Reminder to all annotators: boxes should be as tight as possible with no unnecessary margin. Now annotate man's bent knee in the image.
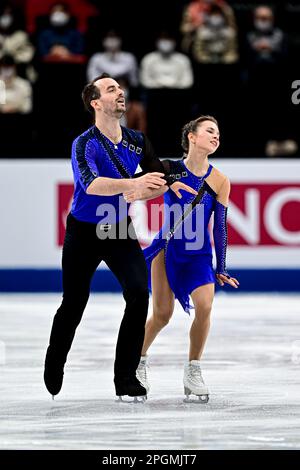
[124,284,149,302]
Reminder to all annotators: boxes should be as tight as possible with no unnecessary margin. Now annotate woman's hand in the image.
[124,185,167,203]
[216,274,239,288]
[170,181,198,199]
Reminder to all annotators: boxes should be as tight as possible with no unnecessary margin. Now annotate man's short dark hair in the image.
[82,73,111,116]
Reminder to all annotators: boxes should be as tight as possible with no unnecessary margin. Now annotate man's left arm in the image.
[129,134,197,201]
[136,134,175,187]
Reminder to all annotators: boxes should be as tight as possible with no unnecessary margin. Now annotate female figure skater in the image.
[124,116,239,402]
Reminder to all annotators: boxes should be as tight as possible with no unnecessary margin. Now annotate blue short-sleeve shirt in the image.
[71,125,164,224]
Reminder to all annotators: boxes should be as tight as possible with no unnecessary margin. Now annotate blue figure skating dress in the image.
[143,158,229,314]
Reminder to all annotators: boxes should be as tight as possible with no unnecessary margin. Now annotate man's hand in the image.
[133,172,166,191]
[124,180,199,203]
[124,188,146,202]
[170,181,198,199]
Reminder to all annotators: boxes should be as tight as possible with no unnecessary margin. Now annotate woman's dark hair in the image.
[181,115,219,152]
[81,73,111,116]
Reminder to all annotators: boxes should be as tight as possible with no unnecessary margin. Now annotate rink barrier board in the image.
[0,269,299,293]
[1,159,300,271]
[0,159,299,292]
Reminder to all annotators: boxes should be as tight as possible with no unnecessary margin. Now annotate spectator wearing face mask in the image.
[0,5,34,68]
[140,33,194,89]
[0,53,34,158]
[192,5,238,64]
[37,2,84,61]
[247,5,286,66]
[181,0,236,54]
[139,33,194,157]
[26,0,99,35]
[245,6,294,157]
[0,55,32,114]
[86,31,138,86]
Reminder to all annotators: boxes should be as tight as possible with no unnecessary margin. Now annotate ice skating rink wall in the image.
[0,159,299,292]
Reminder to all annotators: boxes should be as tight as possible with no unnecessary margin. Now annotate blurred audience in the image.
[0,4,34,78]
[87,31,138,85]
[0,53,33,157]
[245,5,296,157]
[26,0,99,35]
[246,5,286,66]
[186,2,239,149]
[139,32,194,157]
[140,32,193,89]
[0,55,32,114]
[37,2,84,62]
[266,139,298,158]
[192,4,238,64]
[181,0,236,54]
[0,1,299,159]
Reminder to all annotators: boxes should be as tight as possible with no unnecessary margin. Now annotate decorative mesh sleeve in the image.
[139,136,175,186]
[213,200,230,277]
[160,160,177,186]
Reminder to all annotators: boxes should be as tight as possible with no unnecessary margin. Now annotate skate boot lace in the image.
[187,364,204,386]
[136,358,150,393]
[137,359,148,383]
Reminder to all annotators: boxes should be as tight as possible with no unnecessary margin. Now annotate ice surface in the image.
[0,293,300,450]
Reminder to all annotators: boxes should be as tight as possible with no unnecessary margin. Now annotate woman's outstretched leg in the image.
[141,250,175,355]
[136,250,174,391]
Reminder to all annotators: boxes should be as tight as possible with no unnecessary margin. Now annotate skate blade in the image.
[183,394,209,404]
[183,387,209,403]
[116,395,147,404]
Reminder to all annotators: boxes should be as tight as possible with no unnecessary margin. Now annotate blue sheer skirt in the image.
[143,235,215,315]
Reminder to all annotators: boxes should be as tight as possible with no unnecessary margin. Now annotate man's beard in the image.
[115,106,126,118]
[104,106,126,118]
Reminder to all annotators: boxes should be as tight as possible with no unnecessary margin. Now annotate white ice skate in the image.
[183,360,209,403]
[136,356,150,393]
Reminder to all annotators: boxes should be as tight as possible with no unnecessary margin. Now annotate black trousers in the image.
[47,213,149,380]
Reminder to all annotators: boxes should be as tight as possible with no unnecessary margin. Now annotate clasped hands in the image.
[123,172,198,203]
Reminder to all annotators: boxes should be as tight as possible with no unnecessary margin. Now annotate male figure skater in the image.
[44,73,196,401]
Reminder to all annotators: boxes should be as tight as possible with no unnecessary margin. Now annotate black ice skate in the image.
[44,349,64,399]
[114,375,147,403]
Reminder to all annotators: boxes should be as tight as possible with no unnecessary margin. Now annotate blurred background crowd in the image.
[0,0,299,159]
